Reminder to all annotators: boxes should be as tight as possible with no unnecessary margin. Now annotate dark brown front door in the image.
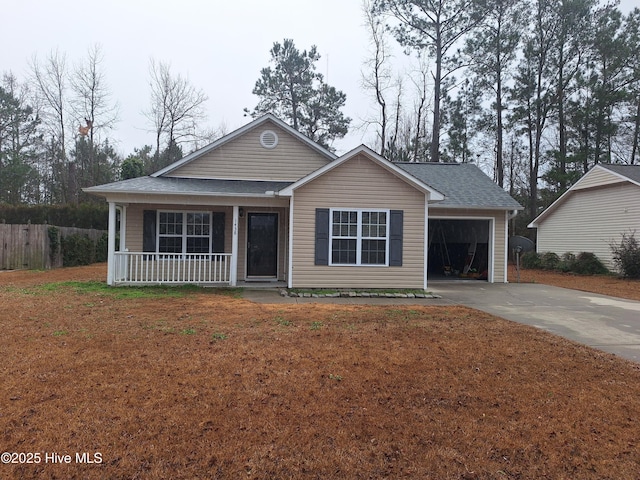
[247,213,278,277]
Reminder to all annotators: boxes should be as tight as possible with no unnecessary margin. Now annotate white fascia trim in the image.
[92,191,279,201]
[151,114,337,177]
[431,205,524,212]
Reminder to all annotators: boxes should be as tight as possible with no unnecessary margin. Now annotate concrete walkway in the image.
[242,283,640,363]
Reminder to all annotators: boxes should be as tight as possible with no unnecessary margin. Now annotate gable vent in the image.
[260,130,279,149]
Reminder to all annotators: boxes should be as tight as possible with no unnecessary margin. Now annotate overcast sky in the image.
[2,0,638,157]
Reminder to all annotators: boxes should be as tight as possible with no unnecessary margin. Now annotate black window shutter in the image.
[389,210,403,266]
[143,210,157,252]
[315,208,330,265]
[212,212,225,252]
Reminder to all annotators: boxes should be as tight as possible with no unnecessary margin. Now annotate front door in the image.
[247,213,278,277]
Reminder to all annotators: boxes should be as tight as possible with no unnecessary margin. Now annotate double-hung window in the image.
[158,211,211,254]
[330,209,388,265]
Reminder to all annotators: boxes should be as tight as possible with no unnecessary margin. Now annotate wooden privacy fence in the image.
[0,224,106,270]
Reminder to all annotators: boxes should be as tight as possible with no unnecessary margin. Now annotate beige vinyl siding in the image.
[291,153,426,289]
[430,208,508,283]
[124,204,233,254]
[536,183,640,269]
[573,167,625,190]
[166,123,330,181]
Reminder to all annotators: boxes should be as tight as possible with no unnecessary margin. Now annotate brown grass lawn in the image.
[1,264,640,479]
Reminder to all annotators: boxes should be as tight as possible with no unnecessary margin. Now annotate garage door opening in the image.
[428,219,490,281]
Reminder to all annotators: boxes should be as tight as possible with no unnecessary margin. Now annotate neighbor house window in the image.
[158,211,211,254]
[330,209,388,265]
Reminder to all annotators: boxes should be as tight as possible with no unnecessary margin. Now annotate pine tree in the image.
[246,39,350,150]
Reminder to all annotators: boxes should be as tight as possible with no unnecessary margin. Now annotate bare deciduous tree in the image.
[362,0,393,157]
[372,0,486,162]
[70,44,120,188]
[145,59,209,170]
[30,50,70,202]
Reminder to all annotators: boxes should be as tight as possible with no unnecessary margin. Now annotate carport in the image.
[396,161,522,284]
[428,218,492,282]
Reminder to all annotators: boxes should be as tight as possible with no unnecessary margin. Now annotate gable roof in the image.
[277,145,445,201]
[151,113,337,178]
[528,163,640,228]
[396,162,523,210]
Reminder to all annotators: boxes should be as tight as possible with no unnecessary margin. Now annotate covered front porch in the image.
[104,197,290,287]
[81,175,293,287]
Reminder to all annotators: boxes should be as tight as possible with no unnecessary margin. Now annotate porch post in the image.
[230,205,239,286]
[119,205,127,251]
[107,201,116,286]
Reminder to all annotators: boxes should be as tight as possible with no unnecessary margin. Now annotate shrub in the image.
[572,252,608,275]
[61,234,96,267]
[558,252,576,272]
[95,233,109,263]
[521,251,542,269]
[0,203,108,229]
[48,226,61,262]
[610,232,640,279]
[540,251,561,270]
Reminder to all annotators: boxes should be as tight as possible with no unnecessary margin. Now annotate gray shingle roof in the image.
[396,162,523,210]
[599,164,640,185]
[84,176,292,197]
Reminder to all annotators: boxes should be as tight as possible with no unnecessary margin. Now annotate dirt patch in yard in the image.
[1,264,640,479]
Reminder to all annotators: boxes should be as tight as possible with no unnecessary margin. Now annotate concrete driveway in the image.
[243,282,640,363]
[428,282,640,363]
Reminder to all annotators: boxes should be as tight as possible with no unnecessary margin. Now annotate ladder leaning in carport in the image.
[463,228,478,274]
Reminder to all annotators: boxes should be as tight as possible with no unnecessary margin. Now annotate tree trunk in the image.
[631,95,640,165]
[496,74,504,188]
[557,46,567,187]
[431,32,442,163]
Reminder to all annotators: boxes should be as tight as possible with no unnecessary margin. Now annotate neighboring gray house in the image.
[85,114,522,288]
[528,164,640,269]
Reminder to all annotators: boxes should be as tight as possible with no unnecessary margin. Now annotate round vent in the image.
[260,130,279,149]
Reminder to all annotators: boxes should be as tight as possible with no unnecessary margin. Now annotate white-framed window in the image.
[158,211,211,254]
[330,209,389,266]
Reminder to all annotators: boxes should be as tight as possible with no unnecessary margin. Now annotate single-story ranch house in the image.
[85,114,522,289]
[528,163,640,270]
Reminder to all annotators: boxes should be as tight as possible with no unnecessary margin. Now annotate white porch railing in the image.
[113,252,232,285]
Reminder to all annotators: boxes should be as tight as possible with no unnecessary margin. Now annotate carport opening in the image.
[428,219,490,281]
